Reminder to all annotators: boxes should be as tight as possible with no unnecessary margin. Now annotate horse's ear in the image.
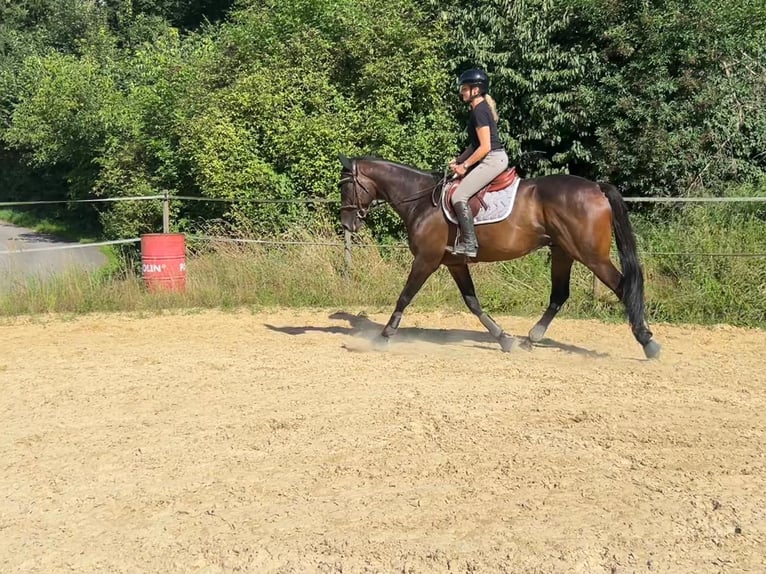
[338,153,353,171]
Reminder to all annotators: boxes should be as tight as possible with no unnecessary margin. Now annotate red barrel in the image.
[140,233,186,292]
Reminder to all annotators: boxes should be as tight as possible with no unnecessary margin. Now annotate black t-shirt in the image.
[467,100,503,151]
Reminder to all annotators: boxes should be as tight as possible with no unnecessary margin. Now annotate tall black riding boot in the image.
[447,201,478,257]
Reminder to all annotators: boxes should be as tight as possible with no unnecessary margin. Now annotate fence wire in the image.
[0,238,140,255]
[1,194,764,257]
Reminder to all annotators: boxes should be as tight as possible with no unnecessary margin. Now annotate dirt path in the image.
[1,309,764,573]
[0,221,107,288]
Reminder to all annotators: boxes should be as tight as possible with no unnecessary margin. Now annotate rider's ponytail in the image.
[484,94,499,122]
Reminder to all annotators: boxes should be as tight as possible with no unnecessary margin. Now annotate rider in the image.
[448,68,509,257]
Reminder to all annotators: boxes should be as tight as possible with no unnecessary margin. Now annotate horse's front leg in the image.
[448,264,514,353]
[381,255,440,340]
[447,263,516,353]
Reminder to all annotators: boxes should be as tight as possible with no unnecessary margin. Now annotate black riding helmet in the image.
[458,68,489,94]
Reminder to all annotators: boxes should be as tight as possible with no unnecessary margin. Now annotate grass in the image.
[1,194,764,327]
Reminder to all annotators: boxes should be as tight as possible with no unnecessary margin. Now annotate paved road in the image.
[0,222,108,288]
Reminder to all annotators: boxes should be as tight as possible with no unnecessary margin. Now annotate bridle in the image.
[338,161,375,221]
[339,160,448,219]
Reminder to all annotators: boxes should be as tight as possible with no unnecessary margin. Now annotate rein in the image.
[339,163,446,219]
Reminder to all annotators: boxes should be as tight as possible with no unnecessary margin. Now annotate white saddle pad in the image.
[442,177,521,225]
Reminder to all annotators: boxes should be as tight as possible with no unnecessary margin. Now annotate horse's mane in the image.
[352,156,441,181]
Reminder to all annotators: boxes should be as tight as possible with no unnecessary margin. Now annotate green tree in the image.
[170,0,456,235]
[437,0,766,194]
[570,0,766,195]
[436,0,596,175]
[4,0,456,238]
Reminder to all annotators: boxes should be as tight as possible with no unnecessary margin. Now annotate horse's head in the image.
[338,154,378,232]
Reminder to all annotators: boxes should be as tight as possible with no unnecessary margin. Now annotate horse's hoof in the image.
[374,336,391,351]
[643,339,661,359]
[528,323,547,343]
[499,333,515,353]
[520,338,534,352]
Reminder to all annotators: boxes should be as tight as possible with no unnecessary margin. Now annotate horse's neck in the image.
[366,162,437,224]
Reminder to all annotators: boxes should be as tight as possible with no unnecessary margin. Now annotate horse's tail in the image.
[598,182,647,329]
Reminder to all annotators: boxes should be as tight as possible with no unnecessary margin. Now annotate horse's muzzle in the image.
[340,210,365,233]
[341,219,364,233]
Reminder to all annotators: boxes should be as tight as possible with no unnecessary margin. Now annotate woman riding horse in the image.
[448,68,509,257]
[338,70,661,359]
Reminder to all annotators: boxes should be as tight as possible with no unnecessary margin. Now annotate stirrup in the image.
[446,241,478,258]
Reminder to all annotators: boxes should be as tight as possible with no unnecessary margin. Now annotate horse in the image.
[338,154,661,359]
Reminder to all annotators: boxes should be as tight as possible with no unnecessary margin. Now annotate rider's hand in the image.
[449,160,468,177]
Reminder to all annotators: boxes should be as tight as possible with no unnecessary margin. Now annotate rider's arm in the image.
[455,145,475,164]
[460,126,491,170]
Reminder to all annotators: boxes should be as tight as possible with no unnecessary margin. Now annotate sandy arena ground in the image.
[1,308,764,573]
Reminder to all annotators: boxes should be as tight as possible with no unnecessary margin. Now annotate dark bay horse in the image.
[338,155,661,359]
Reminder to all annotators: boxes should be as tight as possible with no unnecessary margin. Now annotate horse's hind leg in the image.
[586,257,660,358]
[529,246,574,343]
[381,256,440,340]
[447,264,515,352]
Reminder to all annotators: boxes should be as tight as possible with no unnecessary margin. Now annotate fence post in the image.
[344,230,352,273]
[162,191,170,233]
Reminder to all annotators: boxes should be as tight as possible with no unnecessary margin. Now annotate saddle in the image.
[445,167,518,218]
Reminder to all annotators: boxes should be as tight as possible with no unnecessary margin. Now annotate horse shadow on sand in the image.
[264,311,608,358]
